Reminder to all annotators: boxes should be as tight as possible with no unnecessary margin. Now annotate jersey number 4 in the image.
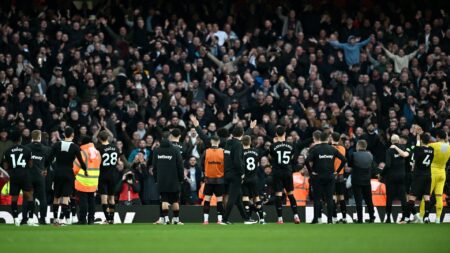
[102,152,118,166]
[277,151,291,165]
[10,153,26,168]
[422,154,431,166]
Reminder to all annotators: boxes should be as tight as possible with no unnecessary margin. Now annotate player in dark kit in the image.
[306,131,347,224]
[152,132,184,225]
[98,130,118,224]
[382,134,410,223]
[270,126,300,224]
[25,130,52,225]
[154,128,184,225]
[242,135,265,224]
[404,132,434,223]
[49,127,87,226]
[221,126,256,225]
[2,130,35,226]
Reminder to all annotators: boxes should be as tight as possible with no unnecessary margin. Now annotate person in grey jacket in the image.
[350,140,375,223]
[277,6,303,36]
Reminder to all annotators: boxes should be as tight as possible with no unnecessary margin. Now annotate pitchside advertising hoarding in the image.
[0,205,449,224]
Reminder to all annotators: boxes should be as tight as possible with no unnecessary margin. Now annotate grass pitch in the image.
[1,223,449,253]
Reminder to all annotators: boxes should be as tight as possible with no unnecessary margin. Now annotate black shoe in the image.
[384,218,391,224]
[310,219,318,224]
[20,219,28,225]
[38,218,46,225]
[356,220,363,224]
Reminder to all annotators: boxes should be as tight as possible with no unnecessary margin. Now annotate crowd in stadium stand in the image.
[0,0,449,206]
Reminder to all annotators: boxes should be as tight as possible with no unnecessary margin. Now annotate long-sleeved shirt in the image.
[329,37,371,66]
[224,138,244,179]
[383,47,418,73]
[306,143,347,179]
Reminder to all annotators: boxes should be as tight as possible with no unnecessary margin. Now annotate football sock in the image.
[406,200,415,219]
[217,201,224,222]
[52,204,59,220]
[288,194,298,215]
[108,204,115,221]
[173,210,180,222]
[203,201,210,215]
[256,201,264,221]
[162,208,169,222]
[62,204,70,220]
[243,201,251,219]
[436,195,443,221]
[70,200,77,216]
[11,201,18,218]
[424,200,431,218]
[275,196,283,218]
[102,204,109,220]
[27,200,35,219]
[339,200,347,218]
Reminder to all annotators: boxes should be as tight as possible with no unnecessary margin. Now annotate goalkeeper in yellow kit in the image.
[420,129,450,223]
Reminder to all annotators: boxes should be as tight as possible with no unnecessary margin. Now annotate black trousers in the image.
[22,174,47,221]
[385,178,407,216]
[353,184,374,222]
[33,175,47,219]
[78,191,95,224]
[312,177,335,222]
[224,176,244,222]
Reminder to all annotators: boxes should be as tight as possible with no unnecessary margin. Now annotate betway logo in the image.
[319,155,334,159]
[31,155,43,160]
[158,155,172,160]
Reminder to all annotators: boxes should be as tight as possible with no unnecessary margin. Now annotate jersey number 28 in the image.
[102,152,118,166]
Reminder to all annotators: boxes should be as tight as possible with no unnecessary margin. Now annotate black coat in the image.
[153,139,184,193]
[224,138,244,179]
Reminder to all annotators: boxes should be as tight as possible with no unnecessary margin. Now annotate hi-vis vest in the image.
[73,143,101,193]
[204,148,224,179]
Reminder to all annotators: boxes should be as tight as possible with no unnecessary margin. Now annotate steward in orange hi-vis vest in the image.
[73,142,101,193]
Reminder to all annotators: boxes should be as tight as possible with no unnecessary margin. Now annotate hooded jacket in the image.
[152,139,184,192]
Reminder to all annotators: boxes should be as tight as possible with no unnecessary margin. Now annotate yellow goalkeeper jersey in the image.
[428,141,450,175]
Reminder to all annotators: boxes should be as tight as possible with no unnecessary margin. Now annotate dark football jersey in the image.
[412,146,434,176]
[99,144,119,177]
[270,141,294,172]
[3,145,32,171]
[243,148,259,178]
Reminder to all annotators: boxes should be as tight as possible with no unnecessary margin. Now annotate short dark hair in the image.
[421,133,431,145]
[232,126,244,137]
[64,127,74,138]
[211,135,220,143]
[217,128,229,138]
[81,136,91,145]
[170,128,181,138]
[331,132,340,142]
[275,126,285,137]
[9,129,21,143]
[436,129,447,140]
[313,130,322,141]
[242,135,251,146]
[320,131,329,142]
[98,130,110,142]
